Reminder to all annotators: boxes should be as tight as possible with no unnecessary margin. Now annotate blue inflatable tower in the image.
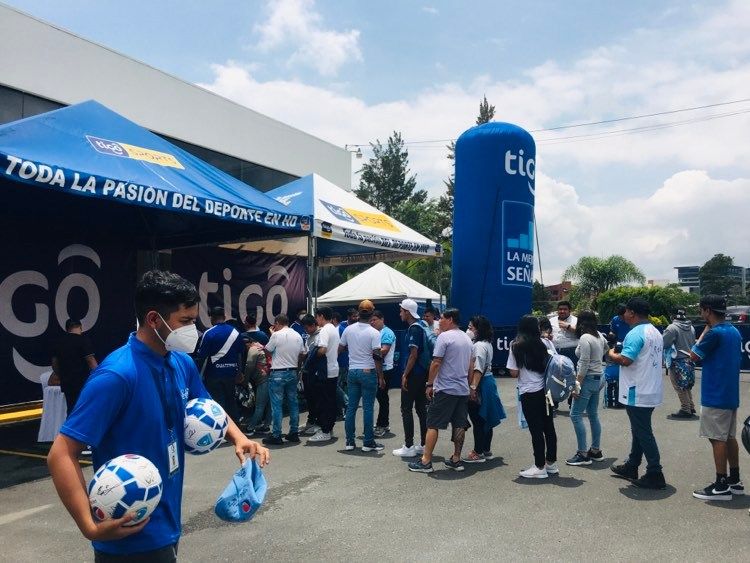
[451,122,536,327]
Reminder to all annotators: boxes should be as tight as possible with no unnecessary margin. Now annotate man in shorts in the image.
[690,295,743,501]
[408,308,472,473]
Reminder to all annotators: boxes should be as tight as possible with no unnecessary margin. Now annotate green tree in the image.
[596,286,699,323]
[699,253,739,296]
[355,131,427,223]
[532,280,553,314]
[562,255,646,299]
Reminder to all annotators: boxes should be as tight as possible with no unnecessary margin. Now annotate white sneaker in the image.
[392,445,417,457]
[415,445,425,454]
[545,462,559,474]
[519,465,549,479]
[302,425,321,436]
[308,431,332,442]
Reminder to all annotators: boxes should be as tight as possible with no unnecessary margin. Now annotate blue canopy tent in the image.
[0,100,310,248]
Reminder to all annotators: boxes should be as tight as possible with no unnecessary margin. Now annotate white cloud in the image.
[253,0,362,76]
[422,6,439,15]
[199,0,750,282]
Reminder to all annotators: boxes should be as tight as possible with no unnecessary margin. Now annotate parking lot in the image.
[1,374,749,562]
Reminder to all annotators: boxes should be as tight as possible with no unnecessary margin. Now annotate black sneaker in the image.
[729,481,745,495]
[670,410,693,419]
[483,451,494,460]
[255,425,271,434]
[693,481,732,501]
[408,459,434,473]
[611,463,638,481]
[262,435,284,446]
[284,432,300,443]
[633,472,666,490]
[587,449,604,462]
[444,457,465,472]
[566,452,592,466]
[361,442,384,452]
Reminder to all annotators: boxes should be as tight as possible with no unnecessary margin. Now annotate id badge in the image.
[167,433,180,476]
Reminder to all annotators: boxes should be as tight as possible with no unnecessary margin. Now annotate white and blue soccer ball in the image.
[184,398,228,455]
[88,454,162,526]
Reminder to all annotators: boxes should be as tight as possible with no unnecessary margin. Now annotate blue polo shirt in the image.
[610,315,631,342]
[692,322,741,409]
[196,323,244,379]
[61,333,209,555]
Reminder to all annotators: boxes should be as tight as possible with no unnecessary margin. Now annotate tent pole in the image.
[307,235,317,313]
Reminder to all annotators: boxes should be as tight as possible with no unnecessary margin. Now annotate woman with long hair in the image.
[566,310,609,465]
[462,315,506,463]
[507,315,557,478]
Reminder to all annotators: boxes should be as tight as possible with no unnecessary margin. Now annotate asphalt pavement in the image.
[1,375,749,562]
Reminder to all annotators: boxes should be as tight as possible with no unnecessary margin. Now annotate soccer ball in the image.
[184,398,228,454]
[88,454,162,526]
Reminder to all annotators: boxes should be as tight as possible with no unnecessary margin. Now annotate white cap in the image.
[399,298,419,318]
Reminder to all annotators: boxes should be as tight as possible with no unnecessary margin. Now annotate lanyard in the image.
[153,359,175,432]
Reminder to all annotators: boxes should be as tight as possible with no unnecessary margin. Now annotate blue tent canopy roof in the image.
[0,100,311,248]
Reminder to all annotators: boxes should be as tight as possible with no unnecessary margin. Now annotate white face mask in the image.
[154,314,199,353]
[466,328,475,341]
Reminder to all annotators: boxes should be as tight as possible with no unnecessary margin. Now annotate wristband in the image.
[426,383,433,387]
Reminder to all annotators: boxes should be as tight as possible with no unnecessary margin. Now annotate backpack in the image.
[416,320,438,370]
[544,351,576,403]
[671,357,695,390]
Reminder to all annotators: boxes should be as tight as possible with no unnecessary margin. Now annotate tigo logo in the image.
[86,135,184,169]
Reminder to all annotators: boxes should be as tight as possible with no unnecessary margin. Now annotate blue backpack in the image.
[544,352,576,403]
[416,320,438,371]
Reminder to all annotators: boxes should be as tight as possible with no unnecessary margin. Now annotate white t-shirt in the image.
[266,326,304,369]
[318,322,340,378]
[340,322,381,369]
[619,323,664,407]
[551,314,579,350]
[506,338,556,394]
[472,340,494,376]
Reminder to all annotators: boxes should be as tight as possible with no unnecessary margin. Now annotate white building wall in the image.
[0,4,352,188]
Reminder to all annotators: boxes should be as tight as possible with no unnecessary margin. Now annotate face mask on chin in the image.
[154,313,199,353]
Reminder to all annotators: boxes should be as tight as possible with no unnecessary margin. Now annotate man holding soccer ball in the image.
[47,270,270,562]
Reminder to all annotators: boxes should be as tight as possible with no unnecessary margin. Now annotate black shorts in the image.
[426,391,469,430]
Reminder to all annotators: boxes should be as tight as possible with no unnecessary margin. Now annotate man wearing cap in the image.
[690,295,743,501]
[608,297,667,489]
[393,298,428,457]
[196,306,245,423]
[51,318,98,416]
[338,300,385,452]
[408,308,473,473]
[662,308,697,419]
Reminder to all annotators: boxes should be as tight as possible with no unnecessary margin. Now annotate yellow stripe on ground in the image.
[0,449,92,466]
[0,408,42,423]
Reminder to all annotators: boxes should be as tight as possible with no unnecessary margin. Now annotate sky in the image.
[6,0,750,285]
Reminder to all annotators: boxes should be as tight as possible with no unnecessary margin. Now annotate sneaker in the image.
[284,433,300,443]
[587,449,604,462]
[255,425,271,434]
[308,431,332,442]
[566,452,592,466]
[373,426,389,437]
[361,442,385,452]
[415,445,425,455]
[633,472,667,490]
[392,445,417,457]
[302,424,321,436]
[262,435,284,446]
[408,459,434,473]
[545,462,559,474]
[344,441,356,451]
[483,451,493,460]
[611,463,638,481]
[461,451,486,464]
[81,449,92,456]
[670,410,693,419]
[519,465,548,479]
[729,481,745,495]
[445,457,466,471]
[693,481,731,500]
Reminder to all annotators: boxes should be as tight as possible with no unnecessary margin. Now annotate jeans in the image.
[336,367,349,414]
[205,377,238,423]
[376,368,393,427]
[302,369,321,425]
[247,380,271,429]
[520,388,557,469]
[345,369,378,444]
[468,398,493,454]
[401,372,427,447]
[317,377,338,434]
[625,405,662,474]
[269,370,299,438]
[570,377,602,452]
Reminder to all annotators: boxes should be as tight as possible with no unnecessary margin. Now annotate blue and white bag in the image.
[215,459,267,522]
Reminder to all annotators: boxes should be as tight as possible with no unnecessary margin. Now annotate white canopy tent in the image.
[317,262,442,307]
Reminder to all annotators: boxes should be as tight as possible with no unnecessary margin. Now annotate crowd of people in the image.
[45,269,745,560]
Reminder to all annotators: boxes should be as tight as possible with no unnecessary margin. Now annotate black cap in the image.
[700,294,726,314]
